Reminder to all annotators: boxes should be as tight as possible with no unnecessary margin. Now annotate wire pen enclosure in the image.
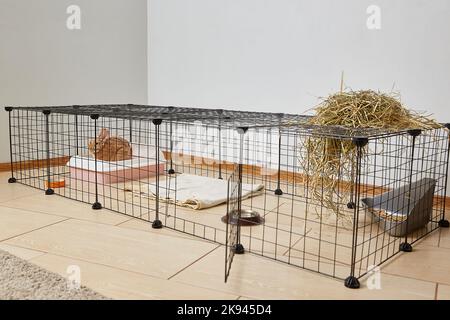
[4,105,450,288]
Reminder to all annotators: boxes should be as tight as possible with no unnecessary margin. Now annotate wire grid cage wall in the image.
[4,105,450,288]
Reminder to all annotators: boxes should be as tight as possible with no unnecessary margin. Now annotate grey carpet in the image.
[0,249,109,300]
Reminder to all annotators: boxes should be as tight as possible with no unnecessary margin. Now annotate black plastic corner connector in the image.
[407,129,422,137]
[152,119,163,125]
[90,114,100,120]
[237,127,249,134]
[347,202,356,209]
[344,276,360,289]
[232,243,245,255]
[43,110,51,115]
[274,188,283,196]
[92,202,102,210]
[352,137,369,147]
[399,242,413,252]
[439,219,450,228]
[152,219,163,229]
[444,123,450,130]
[4,106,13,112]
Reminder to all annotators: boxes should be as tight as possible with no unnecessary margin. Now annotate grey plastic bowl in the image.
[361,178,436,237]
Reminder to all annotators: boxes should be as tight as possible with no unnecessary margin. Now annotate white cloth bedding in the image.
[127,174,264,210]
[67,144,165,172]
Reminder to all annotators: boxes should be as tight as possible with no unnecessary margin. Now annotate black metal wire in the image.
[8,104,441,139]
[4,105,449,287]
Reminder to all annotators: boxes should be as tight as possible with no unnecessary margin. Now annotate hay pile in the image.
[302,90,441,222]
[309,90,439,130]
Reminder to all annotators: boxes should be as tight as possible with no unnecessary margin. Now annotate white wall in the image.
[0,0,148,162]
[148,0,450,191]
[147,0,450,121]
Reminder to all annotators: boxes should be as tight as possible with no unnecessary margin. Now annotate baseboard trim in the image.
[0,156,70,173]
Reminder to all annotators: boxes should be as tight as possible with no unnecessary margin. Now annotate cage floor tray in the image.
[68,155,165,184]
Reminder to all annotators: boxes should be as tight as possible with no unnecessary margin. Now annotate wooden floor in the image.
[1,172,449,300]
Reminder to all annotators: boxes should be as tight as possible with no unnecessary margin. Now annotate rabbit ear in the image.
[103,128,110,138]
[98,128,110,140]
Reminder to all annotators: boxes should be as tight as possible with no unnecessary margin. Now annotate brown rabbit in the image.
[88,128,133,161]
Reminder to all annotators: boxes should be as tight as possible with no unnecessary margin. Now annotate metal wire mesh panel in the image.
[225,164,241,282]
[4,104,449,288]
